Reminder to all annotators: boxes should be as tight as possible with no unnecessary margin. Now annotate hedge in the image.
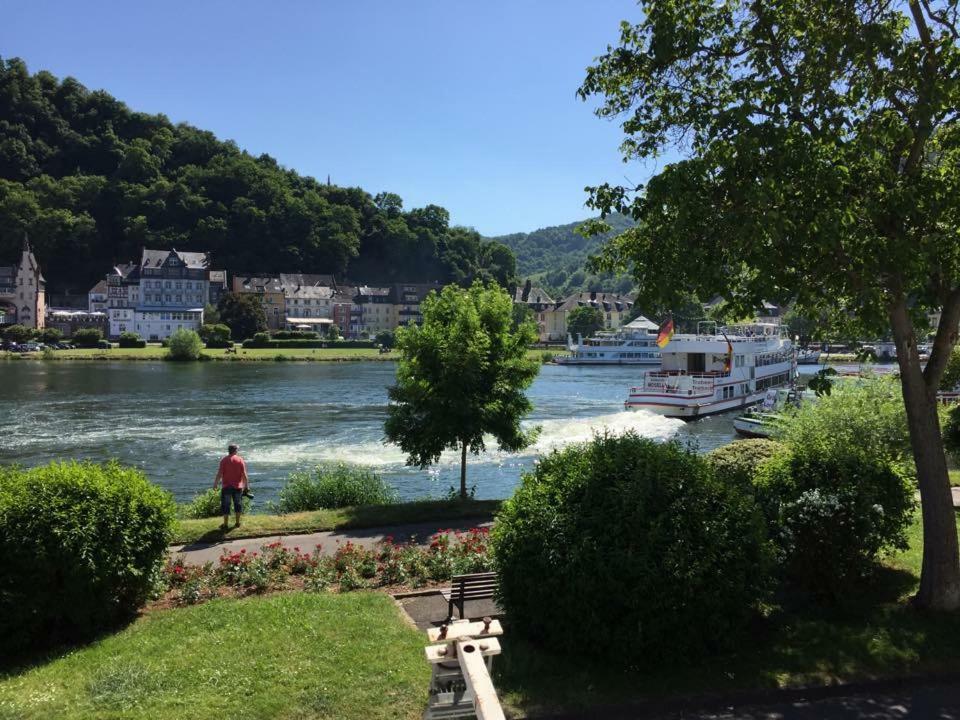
[272,330,320,340]
[242,339,377,349]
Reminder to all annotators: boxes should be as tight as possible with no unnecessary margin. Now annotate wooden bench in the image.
[440,572,498,621]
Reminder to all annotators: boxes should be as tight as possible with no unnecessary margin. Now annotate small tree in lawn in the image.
[167,328,203,360]
[385,282,540,499]
[327,324,341,340]
[566,305,604,339]
[579,0,960,608]
[217,293,267,341]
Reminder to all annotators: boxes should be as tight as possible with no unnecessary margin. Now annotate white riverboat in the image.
[555,316,661,366]
[624,322,795,419]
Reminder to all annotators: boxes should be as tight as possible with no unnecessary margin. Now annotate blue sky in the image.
[2,0,656,236]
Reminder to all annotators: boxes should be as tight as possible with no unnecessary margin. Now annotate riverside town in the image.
[2,3,960,719]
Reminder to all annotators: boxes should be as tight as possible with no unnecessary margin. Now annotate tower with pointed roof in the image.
[0,234,46,329]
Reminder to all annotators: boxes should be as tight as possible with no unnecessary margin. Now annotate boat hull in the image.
[732,415,775,438]
[625,392,767,420]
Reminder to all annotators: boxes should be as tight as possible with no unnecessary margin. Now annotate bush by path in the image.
[0,461,176,656]
[493,433,773,668]
[271,463,399,513]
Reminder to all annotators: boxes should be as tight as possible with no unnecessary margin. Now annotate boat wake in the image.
[179,410,685,469]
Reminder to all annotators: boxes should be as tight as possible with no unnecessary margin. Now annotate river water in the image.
[0,361,835,505]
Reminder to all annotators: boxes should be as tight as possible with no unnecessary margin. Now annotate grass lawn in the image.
[950,469,960,487]
[1,345,399,362]
[172,499,502,545]
[3,346,560,362]
[0,593,428,720]
[496,510,960,717]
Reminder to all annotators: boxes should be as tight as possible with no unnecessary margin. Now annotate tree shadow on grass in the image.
[0,612,140,679]
[494,566,960,719]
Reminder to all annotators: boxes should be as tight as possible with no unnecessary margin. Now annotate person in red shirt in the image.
[214,443,249,530]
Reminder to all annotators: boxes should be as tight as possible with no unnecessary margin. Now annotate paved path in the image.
[169,518,493,565]
[953,487,960,507]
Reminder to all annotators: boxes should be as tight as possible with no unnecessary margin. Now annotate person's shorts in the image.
[221,488,243,515]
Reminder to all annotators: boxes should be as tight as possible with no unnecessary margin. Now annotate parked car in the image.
[20,342,41,352]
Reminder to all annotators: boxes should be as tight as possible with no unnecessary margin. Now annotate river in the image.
[0,360,835,505]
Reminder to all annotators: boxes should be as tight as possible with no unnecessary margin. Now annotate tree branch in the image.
[924,286,960,389]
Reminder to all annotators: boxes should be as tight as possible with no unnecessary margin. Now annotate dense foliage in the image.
[71,327,102,347]
[490,214,635,297]
[782,377,915,472]
[944,405,960,460]
[166,328,203,360]
[0,58,515,291]
[707,439,784,489]
[0,461,176,655]
[182,487,251,519]
[565,305,604,339]
[493,434,772,667]
[198,323,231,348]
[579,0,960,608]
[385,282,540,498]
[0,323,31,342]
[117,331,145,348]
[271,464,399,513]
[754,447,915,601]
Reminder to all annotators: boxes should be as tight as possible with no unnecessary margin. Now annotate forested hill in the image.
[487,213,634,277]
[0,58,515,292]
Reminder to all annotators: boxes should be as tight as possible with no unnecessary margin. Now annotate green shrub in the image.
[166,328,203,360]
[1,324,33,343]
[708,439,784,489]
[374,330,395,349]
[117,331,146,348]
[72,327,103,347]
[754,446,915,600]
[780,376,922,471]
[249,332,272,346]
[199,323,232,348]
[327,324,341,340]
[272,330,319,340]
[39,327,63,344]
[97,339,111,349]
[492,433,772,667]
[944,405,960,459]
[271,464,399,513]
[0,461,176,655]
[181,488,251,518]
[241,338,376,349]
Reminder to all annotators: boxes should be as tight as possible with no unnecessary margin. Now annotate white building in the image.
[101,249,209,340]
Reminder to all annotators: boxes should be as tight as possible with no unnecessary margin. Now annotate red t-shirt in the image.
[219,455,246,489]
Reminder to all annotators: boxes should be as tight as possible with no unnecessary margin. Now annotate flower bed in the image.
[157,528,491,607]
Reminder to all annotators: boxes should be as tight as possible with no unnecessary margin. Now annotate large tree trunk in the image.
[460,441,469,500]
[889,301,960,610]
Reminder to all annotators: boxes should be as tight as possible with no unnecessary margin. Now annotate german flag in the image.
[656,316,675,348]
[721,330,734,373]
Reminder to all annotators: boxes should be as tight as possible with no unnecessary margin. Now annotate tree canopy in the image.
[566,305,605,339]
[580,0,960,609]
[384,282,540,498]
[0,58,515,291]
[216,293,267,342]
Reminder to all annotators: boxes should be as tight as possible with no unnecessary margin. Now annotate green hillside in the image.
[0,58,515,292]
[488,214,636,298]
